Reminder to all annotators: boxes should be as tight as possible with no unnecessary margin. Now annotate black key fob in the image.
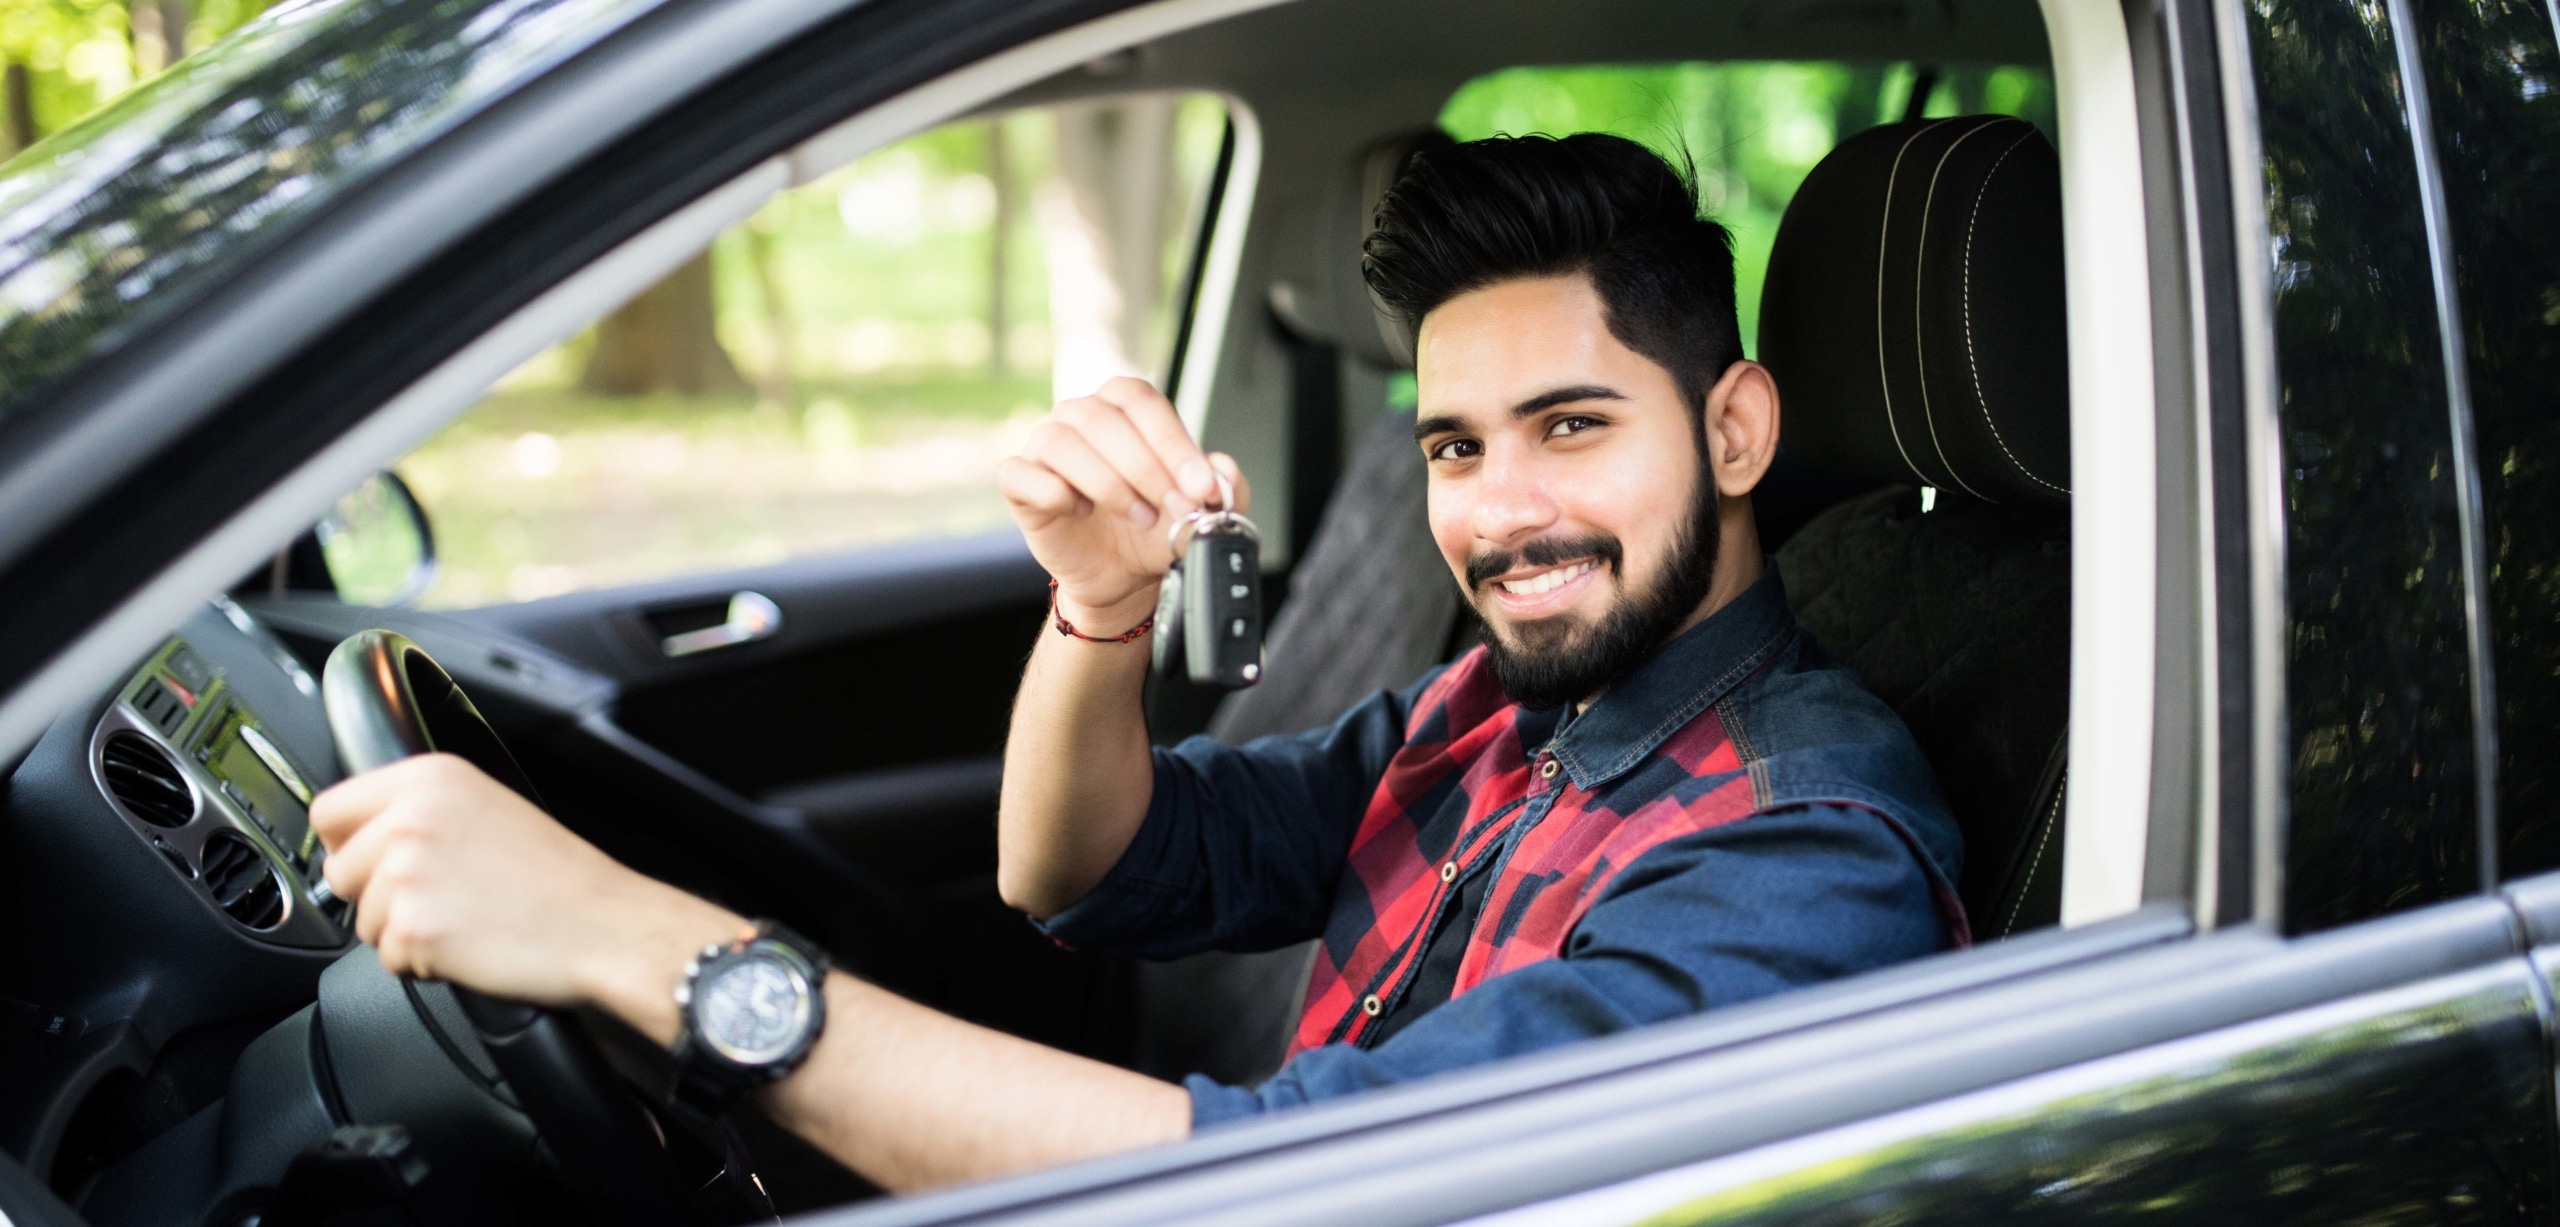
[1181,522,1262,689]
[1153,487,1263,690]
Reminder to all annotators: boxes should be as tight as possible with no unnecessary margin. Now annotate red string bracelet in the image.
[1049,579,1154,643]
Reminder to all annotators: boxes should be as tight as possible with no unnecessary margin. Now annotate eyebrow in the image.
[1512,384,1627,417]
[1412,384,1629,443]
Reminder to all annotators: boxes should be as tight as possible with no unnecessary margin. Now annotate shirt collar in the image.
[1541,562,1796,790]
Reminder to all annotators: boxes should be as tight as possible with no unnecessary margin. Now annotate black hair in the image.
[1363,133,1743,412]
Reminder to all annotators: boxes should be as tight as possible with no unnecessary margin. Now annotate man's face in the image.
[1413,274,1722,708]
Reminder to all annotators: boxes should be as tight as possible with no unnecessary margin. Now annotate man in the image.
[311,133,1963,1194]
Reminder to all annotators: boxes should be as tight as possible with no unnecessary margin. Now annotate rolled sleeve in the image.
[1185,802,1948,1128]
[1035,672,1438,958]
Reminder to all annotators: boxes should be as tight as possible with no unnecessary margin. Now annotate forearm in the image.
[580,898,1188,1193]
[995,586,1162,918]
[763,973,1189,1191]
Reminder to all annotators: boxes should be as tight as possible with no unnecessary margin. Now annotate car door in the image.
[740,0,2560,1220]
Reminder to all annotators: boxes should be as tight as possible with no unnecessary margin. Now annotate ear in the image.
[1702,360,1780,498]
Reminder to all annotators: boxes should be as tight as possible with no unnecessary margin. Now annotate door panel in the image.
[1465,959,2557,1225]
[461,531,1047,800]
[790,893,2555,1227]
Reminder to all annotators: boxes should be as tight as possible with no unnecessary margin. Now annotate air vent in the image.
[101,732,193,828]
[201,832,285,929]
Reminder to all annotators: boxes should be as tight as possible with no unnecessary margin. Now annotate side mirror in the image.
[317,472,438,607]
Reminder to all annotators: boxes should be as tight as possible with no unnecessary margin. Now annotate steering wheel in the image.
[320,630,696,1227]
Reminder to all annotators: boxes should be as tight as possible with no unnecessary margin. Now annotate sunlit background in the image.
[0,7,2048,609]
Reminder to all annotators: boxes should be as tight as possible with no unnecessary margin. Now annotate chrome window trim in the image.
[2205,0,2290,928]
[2381,0,2502,893]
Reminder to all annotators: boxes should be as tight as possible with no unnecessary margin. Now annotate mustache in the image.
[1465,533,1624,590]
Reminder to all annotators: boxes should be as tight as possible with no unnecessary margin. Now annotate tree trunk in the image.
[129,0,193,75]
[1042,94,1179,401]
[131,0,170,74]
[581,252,748,397]
[746,223,795,407]
[5,62,35,154]
[161,0,191,66]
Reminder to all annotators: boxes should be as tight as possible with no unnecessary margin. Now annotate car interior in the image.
[0,0,2104,1220]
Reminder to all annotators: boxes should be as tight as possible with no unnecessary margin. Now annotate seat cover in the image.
[1761,115,2073,936]
[1762,115,2069,506]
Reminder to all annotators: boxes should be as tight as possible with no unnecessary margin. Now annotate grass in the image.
[399,372,1049,608]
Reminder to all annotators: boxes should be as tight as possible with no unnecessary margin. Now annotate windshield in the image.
[0,0,667,427]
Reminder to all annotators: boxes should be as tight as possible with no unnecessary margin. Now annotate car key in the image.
[1154,474,1263,689]
[1181,519,1262,687]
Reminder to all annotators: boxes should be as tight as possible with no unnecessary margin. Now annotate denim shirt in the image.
[1039,565,1964,1128]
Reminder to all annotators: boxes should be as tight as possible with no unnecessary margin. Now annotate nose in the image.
[1468,444,1559,548]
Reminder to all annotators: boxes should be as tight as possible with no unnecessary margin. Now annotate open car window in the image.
[385,93,1230,607]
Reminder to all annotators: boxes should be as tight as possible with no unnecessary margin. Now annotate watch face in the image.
[696,953,815,1066]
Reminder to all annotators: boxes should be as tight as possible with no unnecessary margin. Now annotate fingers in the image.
[1022,421,1143,526]
[309,754,427,853]
[1013,380,1249,535]
[1092,378,1214,505]
[1056,396,1183,528]
[314,753,484,907]
[997,456,1085,530]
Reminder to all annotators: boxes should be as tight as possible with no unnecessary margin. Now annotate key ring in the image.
[1166,467,1259,553]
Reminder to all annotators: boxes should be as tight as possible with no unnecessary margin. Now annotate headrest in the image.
[1270,128,1451,367]
[1759,115,2070,506]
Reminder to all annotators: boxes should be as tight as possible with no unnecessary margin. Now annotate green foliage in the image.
[0,0,279,148]
[1439,61,2053,353]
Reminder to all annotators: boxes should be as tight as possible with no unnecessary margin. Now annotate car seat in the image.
[1759,114,2073,941]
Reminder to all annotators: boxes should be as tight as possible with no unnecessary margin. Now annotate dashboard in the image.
[90,615,347,951]
[1,580,900,1221]
[0,596,356,1200]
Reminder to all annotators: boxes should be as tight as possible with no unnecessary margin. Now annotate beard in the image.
[1466,470,1723,710]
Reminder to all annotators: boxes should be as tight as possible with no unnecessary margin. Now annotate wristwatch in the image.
[669,920,830,1114]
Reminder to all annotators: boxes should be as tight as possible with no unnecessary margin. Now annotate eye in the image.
[1428,438,1482,462]
[1547,414,1603,439]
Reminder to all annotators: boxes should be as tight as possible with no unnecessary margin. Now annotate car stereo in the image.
[92,638,345,949]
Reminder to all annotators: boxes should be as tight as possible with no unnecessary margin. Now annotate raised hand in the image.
[995,377,1249,630]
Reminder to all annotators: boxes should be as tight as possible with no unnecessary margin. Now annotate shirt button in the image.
[1440,861,1459,883]
[1362,994,1383,1017]
[1539,759,1561,780]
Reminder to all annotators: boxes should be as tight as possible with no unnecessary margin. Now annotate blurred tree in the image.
[5,62,31,153]
[581,251,749,396]
[128,0,185,73]
[1044,93,1178,400]
[0,0,275,158]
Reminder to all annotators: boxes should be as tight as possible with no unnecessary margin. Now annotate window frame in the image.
[16,0,2501,1214]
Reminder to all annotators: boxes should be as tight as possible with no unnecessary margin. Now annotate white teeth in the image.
[1499,560,1595,596]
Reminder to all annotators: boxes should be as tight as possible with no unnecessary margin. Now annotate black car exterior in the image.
[0,0,2554,1221]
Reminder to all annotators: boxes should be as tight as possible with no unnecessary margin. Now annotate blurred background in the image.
[0,2,2049,608]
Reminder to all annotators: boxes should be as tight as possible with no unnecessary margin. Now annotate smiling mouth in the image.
[1496,559,1599,597]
